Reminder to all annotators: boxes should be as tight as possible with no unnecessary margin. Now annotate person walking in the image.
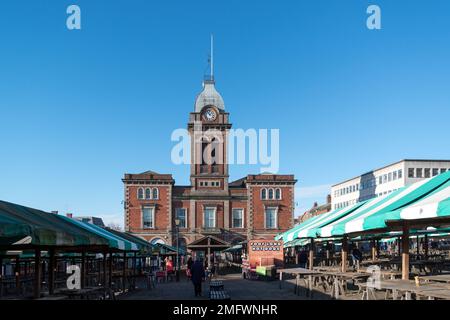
[298,250,308,268]
[190,258,205,297]
[186,257,193,281]
[351,246,363,270]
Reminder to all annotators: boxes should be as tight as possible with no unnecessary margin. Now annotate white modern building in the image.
[331,159,450,211]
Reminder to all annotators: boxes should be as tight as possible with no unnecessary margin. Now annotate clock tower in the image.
[188,77,231,194]
[124,36,296,246]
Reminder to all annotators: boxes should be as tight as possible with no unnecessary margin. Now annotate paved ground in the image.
[118,272,369,300]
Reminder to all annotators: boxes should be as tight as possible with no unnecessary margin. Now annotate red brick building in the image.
[123,77,296,251]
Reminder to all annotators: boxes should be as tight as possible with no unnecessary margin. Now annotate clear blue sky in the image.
[1,0,449,227]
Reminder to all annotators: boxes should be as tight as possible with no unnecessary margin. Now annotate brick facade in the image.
[123,78,296,249]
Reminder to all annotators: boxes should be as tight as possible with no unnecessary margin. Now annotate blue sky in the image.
[1,0,449,227]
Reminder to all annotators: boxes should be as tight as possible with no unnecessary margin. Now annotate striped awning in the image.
[0,200,110,247]
[284,238,310,248]
[279,201,367,242]
[370,180,450,227]
[59,216,139,251]
[317,170,450,237]
[278,171,450,243]
[0,200,141,251]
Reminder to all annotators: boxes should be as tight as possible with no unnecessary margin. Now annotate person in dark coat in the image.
[298,250,308,268]
[186,257,193,280]
[190,258,205,297]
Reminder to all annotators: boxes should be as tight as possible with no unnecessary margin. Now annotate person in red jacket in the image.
[166,258,174,275]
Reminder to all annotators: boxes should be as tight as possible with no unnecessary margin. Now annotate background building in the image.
[123,75,296,250]
[299,195,331,223]
[331,159,450,210]
[73,216,106,227]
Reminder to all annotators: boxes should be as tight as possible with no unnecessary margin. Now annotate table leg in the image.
[405,291,411,300]
[339,279,345,297]
[333,278,339,299]
[308,275,313,299]
[393,289,398,300]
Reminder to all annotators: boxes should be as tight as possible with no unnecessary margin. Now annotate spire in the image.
[210,34,214,80]
[205,34,215,82]
[195,34,225,112]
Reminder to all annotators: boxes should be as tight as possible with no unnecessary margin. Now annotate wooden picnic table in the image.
[359,279,450,300]
[58,287,105,300]
[316,271,371,299]
[313,266,340,272]
[277,267,321,298]
[360,258,392,266]
[420,274,450,284]
[357,267,402,280]
[410,260,445,275]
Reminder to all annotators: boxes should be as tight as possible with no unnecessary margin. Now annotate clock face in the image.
[203,108,217,121]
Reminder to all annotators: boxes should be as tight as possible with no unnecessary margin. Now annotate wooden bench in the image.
[209,290,230,300]
[209,280,224,291]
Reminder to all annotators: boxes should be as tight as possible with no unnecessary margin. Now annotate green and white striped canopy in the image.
[278,171,450,243]
[284,238,310,248]
[317,170,450,238]
[279,201,367,242]
[369,179,450,227]
[275,211,327,241]
[60,216,139,251]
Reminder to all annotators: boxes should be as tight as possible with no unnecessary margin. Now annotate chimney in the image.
[313,202,318,208]
[66,213,73,218]
[326,194,331,204]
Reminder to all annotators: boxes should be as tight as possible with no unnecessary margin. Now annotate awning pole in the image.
[309,239,314,270]
[122,251,127,292]
[326,241,331,266]
[108,252,113,288]
[81,250,86,289]
[133,252,137,289]
[33,249,41,299]
[341,236,348,273]
[416,235,420,257]
[48,248,55,295]
[0,257,3,298]
[371,239,376,261]
[424,235,429,260]
[402,225,410,280]
[15,257,21,293]
[103,250,107,288]
[376,240,380,258]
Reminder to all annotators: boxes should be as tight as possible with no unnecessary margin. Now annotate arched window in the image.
[261,188,267,200]
[275,188,281,200]
[152,188,159,200]
[137,188,144,199]
[268,188,274,200]
[145,188,151,200]
[150,237,165,245]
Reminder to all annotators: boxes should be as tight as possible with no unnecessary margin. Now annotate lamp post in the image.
[175,218,180,282]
